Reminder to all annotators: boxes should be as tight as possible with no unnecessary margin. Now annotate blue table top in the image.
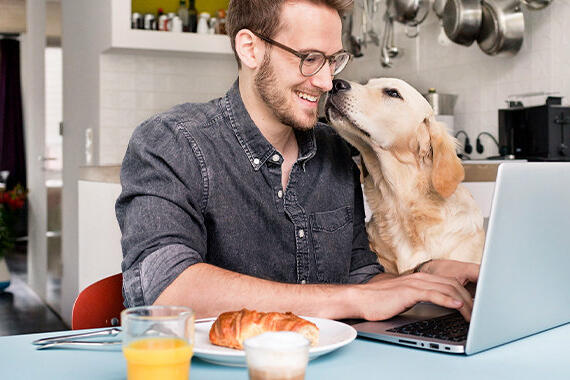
[1,323,569,379]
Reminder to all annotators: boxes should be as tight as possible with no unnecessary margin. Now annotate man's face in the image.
[254,1,343,131]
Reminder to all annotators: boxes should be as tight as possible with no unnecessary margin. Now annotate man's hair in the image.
[226,0,353,68]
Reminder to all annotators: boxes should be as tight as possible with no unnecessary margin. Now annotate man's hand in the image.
[418,259,480,286]
[351,272,474,322]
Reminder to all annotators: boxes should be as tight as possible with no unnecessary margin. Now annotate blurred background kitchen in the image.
[0,0,568,334]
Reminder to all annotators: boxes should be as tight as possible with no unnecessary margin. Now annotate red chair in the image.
[71,273,125,330]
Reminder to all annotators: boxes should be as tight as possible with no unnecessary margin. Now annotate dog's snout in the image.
[330,79,351,95]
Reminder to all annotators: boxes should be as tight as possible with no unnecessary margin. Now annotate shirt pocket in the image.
[310,206,353,284]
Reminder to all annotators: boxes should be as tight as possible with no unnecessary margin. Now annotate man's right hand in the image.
[350,272,474,321]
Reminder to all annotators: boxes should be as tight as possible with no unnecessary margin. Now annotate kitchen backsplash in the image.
[341,0,570,159]
[99,0,569,164]
[99,52,237,164]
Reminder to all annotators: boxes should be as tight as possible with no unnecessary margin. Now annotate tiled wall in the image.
[99,53,237,164]
[341,0,570,159]
[99,1,569,163]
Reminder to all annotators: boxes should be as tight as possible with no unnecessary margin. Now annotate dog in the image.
[325,78,484,274]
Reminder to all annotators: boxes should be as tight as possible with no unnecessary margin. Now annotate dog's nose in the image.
[330,79,351,94]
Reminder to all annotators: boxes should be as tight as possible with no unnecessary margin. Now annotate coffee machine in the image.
[498,97,570,161]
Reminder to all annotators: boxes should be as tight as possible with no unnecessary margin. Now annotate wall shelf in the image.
[107,0,233,55]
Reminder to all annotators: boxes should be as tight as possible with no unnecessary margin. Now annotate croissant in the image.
[209,309,319,350]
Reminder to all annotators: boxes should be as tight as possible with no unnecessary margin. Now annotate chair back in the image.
[71,273,125,330]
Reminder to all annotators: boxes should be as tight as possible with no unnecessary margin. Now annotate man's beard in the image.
[254,52,319,131]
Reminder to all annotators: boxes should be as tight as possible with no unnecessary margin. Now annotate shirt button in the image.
[301,280,307,284]
[253,158,260,165]
[298,229,305,238]
[272,154,280,162]
[277,190,283,198]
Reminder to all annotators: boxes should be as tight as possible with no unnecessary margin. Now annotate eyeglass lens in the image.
[301,52,350,76]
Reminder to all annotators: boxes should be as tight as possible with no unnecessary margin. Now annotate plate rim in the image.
[193,316,357,360]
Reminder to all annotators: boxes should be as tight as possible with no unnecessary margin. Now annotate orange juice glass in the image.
[121,306,194,380]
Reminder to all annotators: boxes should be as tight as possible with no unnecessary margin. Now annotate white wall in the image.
[98,53,237,164]
[45,47,62,171]
[341,0,570,159]
[61,0,111,324]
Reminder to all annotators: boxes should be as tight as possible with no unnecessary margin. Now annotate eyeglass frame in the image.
[250,30,352,77]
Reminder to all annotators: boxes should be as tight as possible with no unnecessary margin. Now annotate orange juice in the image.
[123,337,193,380]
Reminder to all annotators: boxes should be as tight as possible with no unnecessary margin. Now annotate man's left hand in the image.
[419,259,480,288]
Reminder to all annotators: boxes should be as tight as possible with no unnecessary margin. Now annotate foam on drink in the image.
[244,332,310,380]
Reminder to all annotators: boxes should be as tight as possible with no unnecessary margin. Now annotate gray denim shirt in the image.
[116,80,383,307]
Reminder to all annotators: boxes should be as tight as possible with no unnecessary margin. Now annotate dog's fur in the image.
[326,78,484,274]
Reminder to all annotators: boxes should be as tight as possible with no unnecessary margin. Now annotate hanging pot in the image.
[442,0,482,46]
[388,0,430,27]
[477,0,524,56]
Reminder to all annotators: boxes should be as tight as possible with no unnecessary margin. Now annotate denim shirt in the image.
[116,80,383,307]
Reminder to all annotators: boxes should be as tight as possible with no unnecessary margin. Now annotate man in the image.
[116,0,478,321]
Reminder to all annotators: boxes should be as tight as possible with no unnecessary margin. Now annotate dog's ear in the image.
[425,116,464,198]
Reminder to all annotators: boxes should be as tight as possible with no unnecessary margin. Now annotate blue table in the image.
[1,324,569,379]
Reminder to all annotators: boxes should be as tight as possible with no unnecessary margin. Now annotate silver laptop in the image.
[351,162,570,355]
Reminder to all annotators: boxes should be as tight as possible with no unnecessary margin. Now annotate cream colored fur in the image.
[326,78,484,274]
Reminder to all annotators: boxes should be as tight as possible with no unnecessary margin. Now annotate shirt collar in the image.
[223,79,317,171]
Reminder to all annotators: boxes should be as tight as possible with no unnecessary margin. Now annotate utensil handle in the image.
[32,327,121,346]
[36,340,122,350]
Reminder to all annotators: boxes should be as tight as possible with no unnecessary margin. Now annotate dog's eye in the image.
[383,88,403,99]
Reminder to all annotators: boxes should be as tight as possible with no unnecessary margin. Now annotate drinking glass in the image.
[244,332,310,380]
[121,305,194,380]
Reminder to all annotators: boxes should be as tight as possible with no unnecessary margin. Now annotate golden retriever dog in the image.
[325,78,484,274]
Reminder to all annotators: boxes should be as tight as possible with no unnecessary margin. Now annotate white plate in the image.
[193,316,357,367]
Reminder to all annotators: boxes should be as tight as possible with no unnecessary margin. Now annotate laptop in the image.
[350,162,570,355]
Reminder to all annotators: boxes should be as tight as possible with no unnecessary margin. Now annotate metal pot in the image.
[442,0,482,46]
[423,89,458,115]
[388,0,430,27]
[477,0,524,56]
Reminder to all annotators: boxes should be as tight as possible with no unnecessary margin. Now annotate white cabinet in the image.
[78,180,123,292]
[107,0,232,55]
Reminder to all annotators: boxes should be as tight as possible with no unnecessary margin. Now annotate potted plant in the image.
[0,184,28,291]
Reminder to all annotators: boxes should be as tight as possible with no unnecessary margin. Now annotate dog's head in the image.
[325,77,464,198]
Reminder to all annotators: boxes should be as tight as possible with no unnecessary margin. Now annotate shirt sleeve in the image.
[116,115,208,307]
[348,160,384,284]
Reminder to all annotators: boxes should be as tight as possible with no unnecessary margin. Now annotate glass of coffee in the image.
[244,331,310,380]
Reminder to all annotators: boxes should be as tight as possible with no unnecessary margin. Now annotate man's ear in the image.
[426,116,464,198]
[235,29,263,70]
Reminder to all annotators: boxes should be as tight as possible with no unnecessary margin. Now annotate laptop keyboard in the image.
[387,312,469,342]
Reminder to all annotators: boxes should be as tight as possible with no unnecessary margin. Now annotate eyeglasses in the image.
[251,30,352,77]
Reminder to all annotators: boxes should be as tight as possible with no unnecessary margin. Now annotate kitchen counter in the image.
[79,161,509,185]
[462,160,527,182]
[79,165,121,184]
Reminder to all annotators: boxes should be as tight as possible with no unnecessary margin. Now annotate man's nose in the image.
[330,79,351,95]
[310,63,335,92]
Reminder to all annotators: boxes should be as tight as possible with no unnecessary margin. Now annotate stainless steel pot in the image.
[423,89,458,115]
[442,0,482,46]
[477,0,524,56]
[389,0,430,26]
